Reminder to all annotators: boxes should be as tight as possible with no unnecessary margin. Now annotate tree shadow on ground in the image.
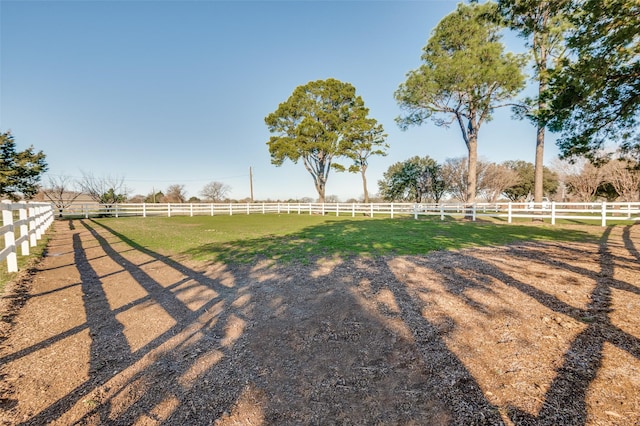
[2,220,638,425]
[1,219,504,425]
[390,225,640,425]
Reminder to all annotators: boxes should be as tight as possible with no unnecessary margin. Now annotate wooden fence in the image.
[57,201,640,226]
[0,201,54,273]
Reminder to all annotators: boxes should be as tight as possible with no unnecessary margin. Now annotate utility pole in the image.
[249,167,254,202]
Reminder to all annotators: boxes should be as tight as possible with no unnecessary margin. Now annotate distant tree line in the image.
[377,154,640,203]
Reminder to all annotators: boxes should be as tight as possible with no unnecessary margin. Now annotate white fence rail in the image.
[1,201,54,273]
[56,201,640,226]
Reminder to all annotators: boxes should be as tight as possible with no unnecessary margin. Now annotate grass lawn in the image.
[0,235,49,295]
[90,214,604,264]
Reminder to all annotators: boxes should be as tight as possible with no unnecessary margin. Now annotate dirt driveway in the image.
[0,219,639,425]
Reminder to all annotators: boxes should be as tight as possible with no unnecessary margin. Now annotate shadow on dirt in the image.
[1,219,638,425]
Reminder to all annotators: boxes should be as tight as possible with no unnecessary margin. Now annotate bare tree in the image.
[442,158,469,202]
[164,184,187,203]
[79,172,129,204]
[478,163,521,203]
[199,181,231,202]
[42,175,82,217]
[443,157,507,202]
[604,160,640,202]
[563,160,604,201]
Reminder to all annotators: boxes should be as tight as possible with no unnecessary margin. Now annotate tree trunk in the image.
[533,32,548,220]
[316,181,325,203]
[534,73,547,208]
[466,135,478,205]
[465,133,478,219]
[361,166,369,203]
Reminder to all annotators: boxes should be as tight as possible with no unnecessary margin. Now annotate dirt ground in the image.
[0,219,639,425]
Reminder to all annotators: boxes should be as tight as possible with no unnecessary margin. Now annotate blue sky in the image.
[1,0,558,201]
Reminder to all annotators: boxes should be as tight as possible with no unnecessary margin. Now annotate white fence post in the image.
[391,203,394,219]
[167,204,171,217]
[19,206,29,256]
[440,204,444,221]
[143,203,147,218]
[2,203,18,273]
[472,204,477,221]
[508,202,512,224]
[370,203,374,218]
[28,206,37,247]
[352,203,355,217]
[601,202,607,227]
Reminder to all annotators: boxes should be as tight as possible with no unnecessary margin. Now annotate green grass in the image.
[0,234,50,295]
[90,214,603,265]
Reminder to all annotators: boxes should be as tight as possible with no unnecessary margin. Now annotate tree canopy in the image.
[548,0,640,162]
[265,78,376,202]
[395,2,526,204]
[0,131,48,201]
[378,156,446,203]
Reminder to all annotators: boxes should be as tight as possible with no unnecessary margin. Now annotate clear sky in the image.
[0,0,559,202]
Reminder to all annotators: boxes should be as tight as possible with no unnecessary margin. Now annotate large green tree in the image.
[496,0,570,205]
[0,131,48,201]
[378,156,446,203]
[265,78,375,202]
[395,2,526,204]
[548,0,640,162]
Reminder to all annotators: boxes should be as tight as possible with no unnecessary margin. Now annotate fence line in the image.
[1,201,54,273]
[56,201,640,226]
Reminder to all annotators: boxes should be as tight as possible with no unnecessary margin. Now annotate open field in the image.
[0,217,639,425]
[87,215,603,263]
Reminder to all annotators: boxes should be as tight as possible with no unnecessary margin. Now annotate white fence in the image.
[57,201,640,226]
[1,201,54,273]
